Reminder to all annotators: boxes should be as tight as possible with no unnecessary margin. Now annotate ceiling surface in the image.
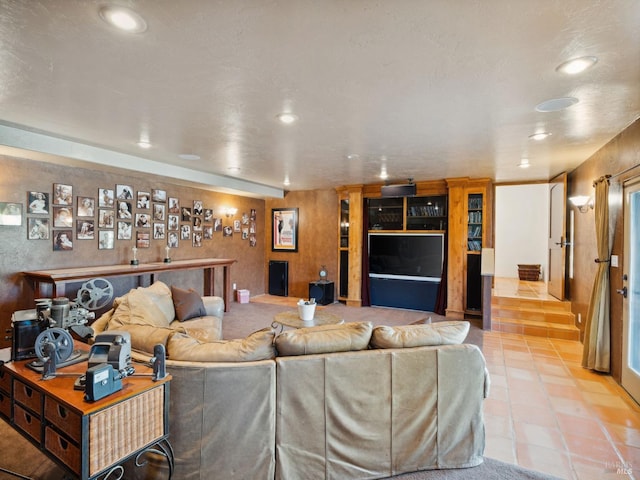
[1,0,639,197]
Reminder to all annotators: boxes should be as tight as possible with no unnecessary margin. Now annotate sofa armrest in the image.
[202,296,224,319]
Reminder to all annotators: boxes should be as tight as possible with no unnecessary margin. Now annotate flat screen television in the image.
[369,233,444,281]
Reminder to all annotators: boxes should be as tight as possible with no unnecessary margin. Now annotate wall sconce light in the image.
[569,195,594,213]
[225,207,238,218]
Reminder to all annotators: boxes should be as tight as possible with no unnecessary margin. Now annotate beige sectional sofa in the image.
[92,282,490,480]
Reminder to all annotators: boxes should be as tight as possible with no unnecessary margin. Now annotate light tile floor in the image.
[485,279,640,479]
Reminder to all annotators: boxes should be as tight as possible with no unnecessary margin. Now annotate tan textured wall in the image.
[0,155,267,348]
[265,190,339,300]
[568,117,640,381]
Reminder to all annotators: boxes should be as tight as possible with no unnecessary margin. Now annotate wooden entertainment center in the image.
[337,178,493,318]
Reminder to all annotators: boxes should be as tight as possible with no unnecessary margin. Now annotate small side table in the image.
[309,281,334,305]
[272,310,343,332]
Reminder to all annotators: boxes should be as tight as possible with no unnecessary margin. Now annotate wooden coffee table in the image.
[272,309,343,332]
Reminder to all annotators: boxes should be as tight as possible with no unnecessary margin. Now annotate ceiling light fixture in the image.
[556,56,598,75]
[277,113,298,124]
[535,97,579,112]
[99,6,147,33]
[137,141,151,149]
[519,159,530,169]
[529,132,552,141]
[283,176,291,186]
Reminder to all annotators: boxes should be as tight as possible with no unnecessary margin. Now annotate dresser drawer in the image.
[45,426,80,474]
[0,390,11,419]
[44,396,81,443]
[14,404,41,442]
[14,380,42,413]
[0,369,11,394]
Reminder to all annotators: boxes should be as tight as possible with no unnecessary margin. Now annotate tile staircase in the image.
[491,278,580,341]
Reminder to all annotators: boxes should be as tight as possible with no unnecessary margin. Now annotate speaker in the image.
[381,183,416,197]
[268,260,288,296]
[309,281,334,305]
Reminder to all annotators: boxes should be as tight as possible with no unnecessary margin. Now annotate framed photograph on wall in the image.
[272,207,298,252]
[28,218,49,239]
[116,184,134,200]
[98,230,114,250]
[137,191,150,209]
[0,203,23,226]
[53,230,73,251]
[76,219,94,240]
[136,231,150,248]
[53,184,73,205]
[77,196,95,217]
[27,192,49,214]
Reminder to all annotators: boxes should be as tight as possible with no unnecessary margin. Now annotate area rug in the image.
[387,457,562,479]
[222,297,446,340]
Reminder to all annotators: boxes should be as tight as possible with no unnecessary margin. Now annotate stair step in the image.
[491,295,572,312]
[491,305,575,325]
[493,317,580,341]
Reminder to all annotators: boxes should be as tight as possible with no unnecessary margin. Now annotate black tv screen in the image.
[369,233,444,280]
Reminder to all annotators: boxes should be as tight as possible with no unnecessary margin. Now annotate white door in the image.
[548,174,567,300]
[621,178,640,402]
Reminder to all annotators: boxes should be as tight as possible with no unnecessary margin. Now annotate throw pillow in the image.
[108,287,171,328]
[166,327,276,362]
[171,285,207,322]
[136,281,175,324]
[370,320,470,349]
[275,321,373,356]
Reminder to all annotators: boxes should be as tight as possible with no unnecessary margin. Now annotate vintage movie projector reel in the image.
[11,278,114,370]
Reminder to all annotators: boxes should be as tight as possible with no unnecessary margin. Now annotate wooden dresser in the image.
[0,355,172,479]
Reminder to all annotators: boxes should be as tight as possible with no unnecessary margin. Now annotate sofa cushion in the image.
[107,283,174,329]
[171,285,207,321]
[166,328,276,362]
[136,281,176,324]
[370,321,470,349]
[170,316,223,342]
[275,322,372,356]
[108,324,178,355]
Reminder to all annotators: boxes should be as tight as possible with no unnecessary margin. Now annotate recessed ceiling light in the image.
[137,141,151,149]
[519,159,530,168]
[535,97,579,112]
[277,113,298,124]
[556,56,598,75]
[529,132,552,141]
[179,153,200,161]
[227,166,241,172]
[346,154,359,160]
[99,6,147,33]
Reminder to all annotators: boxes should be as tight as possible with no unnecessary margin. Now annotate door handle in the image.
[616,286,628,298]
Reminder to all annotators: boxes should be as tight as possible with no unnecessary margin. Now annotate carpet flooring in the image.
[0,299,556,479]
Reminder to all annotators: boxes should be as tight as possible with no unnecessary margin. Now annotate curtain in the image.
[361,197,371,306]
[582,178,613,372]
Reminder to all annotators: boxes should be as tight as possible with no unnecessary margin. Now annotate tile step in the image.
[492,317,580,341]
[491,305,575,325]
[491,295,572,312]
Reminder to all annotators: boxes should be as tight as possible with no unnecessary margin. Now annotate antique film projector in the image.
[11,278,114,369]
